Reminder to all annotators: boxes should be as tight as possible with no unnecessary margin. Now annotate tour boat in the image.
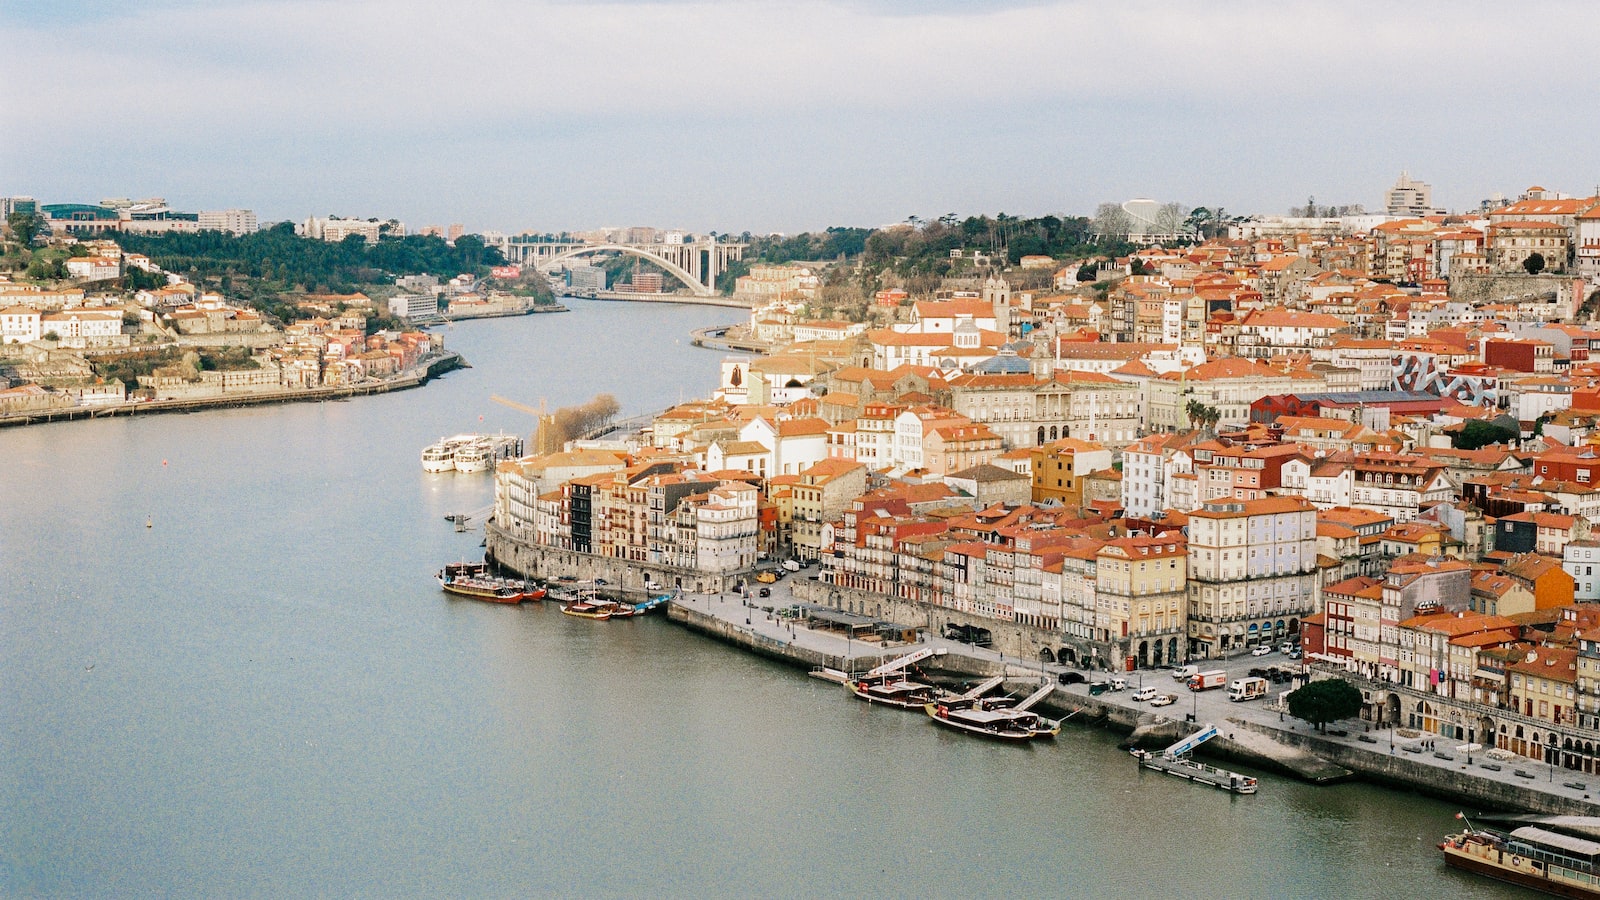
[421,435,474,473]
[421,433,525,474]
[436,562,537,604]
[848,677,947,710]
[1440,813,1600,898]
[924,697,1060,741]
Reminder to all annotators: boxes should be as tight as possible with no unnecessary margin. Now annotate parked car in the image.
[1110,677,1128,691]
[594,577,608,585]
[1088,682,1110,696]
[1251,645,1272,656]
[1149,693,1177,707]
[1280,642,1297,654]
[782,559,802,572]
[755,571,777,584]
[758,587,770,598]
[1248,667,1270,679]
[1132,687,1160,702]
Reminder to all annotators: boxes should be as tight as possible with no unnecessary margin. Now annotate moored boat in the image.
[848,678,946,709]
[436,562,538,604]
[421,435,475,473]
[1440,813,1600,898]
[421,433,525,474]
[561,601,614,620]
[924,697,1060,741]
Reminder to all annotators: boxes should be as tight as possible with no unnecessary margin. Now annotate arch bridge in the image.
[496,237,747,298]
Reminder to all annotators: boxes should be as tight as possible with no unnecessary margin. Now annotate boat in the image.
[421,433,525,474]
[421,434,475,473]
[925,698,1060,741]
[850,678,946,709]
[1440,813,1600,897]
[561,601,614,620]
[436,562,538,604]
[845,648,951,709]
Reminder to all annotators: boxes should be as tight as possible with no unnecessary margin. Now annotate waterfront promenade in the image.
[0,351,465,428]
[670,568,1600,815]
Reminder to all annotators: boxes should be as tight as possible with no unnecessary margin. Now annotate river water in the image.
[1,297,1520,897]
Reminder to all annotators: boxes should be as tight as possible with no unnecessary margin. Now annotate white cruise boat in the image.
[425,433,525,474]
[420,435,477,473]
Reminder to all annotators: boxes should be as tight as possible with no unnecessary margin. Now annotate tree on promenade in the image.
[1287,678,1363,733]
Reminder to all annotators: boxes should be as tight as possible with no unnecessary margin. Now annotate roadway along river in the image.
[1,298,1520,897]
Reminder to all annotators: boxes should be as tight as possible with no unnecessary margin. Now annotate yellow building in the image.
[1094,534,1188,670]
[1030,438,1113,508]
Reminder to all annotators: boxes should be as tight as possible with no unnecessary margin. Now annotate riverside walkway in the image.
[671,568,1600,814]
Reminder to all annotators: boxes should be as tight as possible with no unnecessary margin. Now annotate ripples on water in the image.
[0,299,1517,897]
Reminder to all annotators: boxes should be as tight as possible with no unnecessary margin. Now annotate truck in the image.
[1187,670,1227,692]
[782,559,802,572]
[1227,676,1270,702]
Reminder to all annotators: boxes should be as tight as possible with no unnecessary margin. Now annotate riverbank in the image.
[653,577,1600,815]
[0,351,467,428]
[441,301,567,322]
[690,325,771,354]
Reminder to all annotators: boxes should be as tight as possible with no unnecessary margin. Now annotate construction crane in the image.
[490,395,560,455]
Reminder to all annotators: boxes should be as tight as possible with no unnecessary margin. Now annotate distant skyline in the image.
[6,0,1600,236]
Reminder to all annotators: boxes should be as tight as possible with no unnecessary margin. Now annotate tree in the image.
[1151,202,1190,235]
[1524,252,1547,275]
[1454,419,1519,450]
[1091,203,1134,239]
[1076,262,1098,282]
[1185,398,1221,431]
[1286,678,1364,732]
[7,212,45,246]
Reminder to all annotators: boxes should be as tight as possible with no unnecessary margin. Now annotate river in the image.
[0,297,1521,897]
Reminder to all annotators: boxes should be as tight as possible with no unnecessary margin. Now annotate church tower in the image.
[982,273,1011,336]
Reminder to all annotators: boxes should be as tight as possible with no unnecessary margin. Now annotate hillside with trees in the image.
[113,223,507,295]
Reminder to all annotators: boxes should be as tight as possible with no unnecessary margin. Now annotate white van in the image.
[1172,665,1199,681]
[1228,676,1270,702]
[782,559,802,572]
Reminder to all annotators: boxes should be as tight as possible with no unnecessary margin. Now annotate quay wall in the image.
[666,600,1007,678]
[689,327,770,354]
[486,526,745,595]
[790,579,1072,665]
[1235,720,1600,816]
[483,533,1599,809]
[0,352,466,428]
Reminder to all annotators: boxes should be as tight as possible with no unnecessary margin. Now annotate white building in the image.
[1185,496,1320,658]
[64,257,120,281]
[198,209,259,235]
[693,481,759,573]
[0,305,42,343]
[388,294,439,320]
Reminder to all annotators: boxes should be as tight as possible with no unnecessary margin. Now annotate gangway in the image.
[956,675,1005,701]
[862,647,947,679]
[1132,722,1257,795]
[1014,684,1056,712]
[1163,723,1219,759]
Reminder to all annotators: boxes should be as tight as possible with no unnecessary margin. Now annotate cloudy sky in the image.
[5,1,1599,235]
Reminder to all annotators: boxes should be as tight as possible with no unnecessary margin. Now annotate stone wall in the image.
[487,522,743,595]
[1449,273,1580,314]
[791,578,1085,665]
[1236,720,1600,815]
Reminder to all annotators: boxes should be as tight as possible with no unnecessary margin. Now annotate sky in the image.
[5,0,1600,236]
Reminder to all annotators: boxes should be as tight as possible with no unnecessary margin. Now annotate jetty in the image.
[1133,724,1258,794]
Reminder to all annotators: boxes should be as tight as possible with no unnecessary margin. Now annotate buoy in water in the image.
[145,517,153,528]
